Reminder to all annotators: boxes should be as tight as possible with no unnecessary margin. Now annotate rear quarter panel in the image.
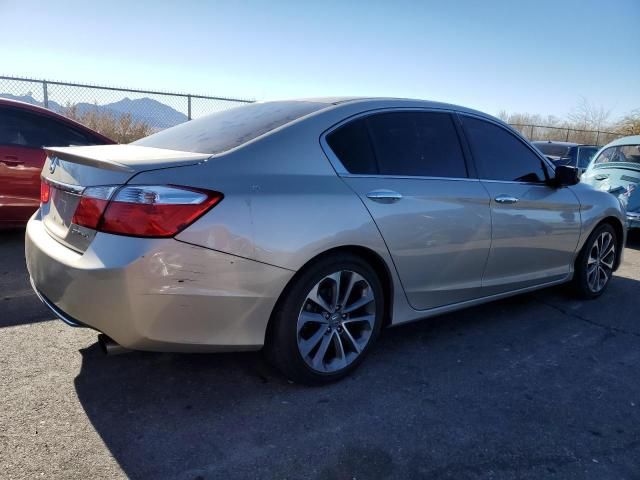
[130,109,413,324]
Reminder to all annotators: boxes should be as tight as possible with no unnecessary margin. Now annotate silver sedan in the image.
[26,98,626,384]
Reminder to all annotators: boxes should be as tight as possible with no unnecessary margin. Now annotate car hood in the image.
[582,166,640,212]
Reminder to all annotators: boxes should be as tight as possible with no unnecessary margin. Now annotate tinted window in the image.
[328,111,467,177]
[326,118,377,174]
[577,146,599,169]
[0,107,99,148]
[367,112,467,177]
[462,116,547,182]
[135,101,327,154]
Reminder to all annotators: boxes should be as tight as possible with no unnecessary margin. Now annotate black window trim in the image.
[455,112,557,186]
[320,107,477,182]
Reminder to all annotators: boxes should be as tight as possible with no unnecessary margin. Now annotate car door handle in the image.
[2,156,23,166]
[366,189,403,204]
[494,194,519,204]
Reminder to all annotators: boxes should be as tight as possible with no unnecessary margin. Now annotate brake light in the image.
[72,185,222,238]
[40,180,50,204]
[72,186,118,229]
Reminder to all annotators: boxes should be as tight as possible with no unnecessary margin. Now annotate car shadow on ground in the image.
[73,274,640,479]
[1,229,52,328]
[626,229,640,251]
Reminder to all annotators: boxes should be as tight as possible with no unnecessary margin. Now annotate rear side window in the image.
[461,116,548,183]
[325,118,377,174]
[326,111,467,178]
[0,107,100,148]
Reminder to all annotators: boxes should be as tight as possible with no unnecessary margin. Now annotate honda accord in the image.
[26,98,626,384]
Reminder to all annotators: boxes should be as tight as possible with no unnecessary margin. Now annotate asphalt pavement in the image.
[1,229,639,479]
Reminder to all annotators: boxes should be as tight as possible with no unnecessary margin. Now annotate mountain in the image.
[0,93,188,128]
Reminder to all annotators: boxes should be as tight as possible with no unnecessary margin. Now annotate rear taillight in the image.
[72,186,118,229]
[40,180,50,204]
[72,185,222,238]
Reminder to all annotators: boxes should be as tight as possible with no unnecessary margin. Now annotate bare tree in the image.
[567,97,611,132]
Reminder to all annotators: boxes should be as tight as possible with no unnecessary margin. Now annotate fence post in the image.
[595,131,600,145]
[187,95,192,120]
[565,129,570,141]
[43,81,49,109]
[529,124,534,139]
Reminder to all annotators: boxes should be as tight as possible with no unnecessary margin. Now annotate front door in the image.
[459,115,581,295]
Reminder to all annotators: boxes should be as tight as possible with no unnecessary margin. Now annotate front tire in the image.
[572,223,618,299]
[266,253,384,385]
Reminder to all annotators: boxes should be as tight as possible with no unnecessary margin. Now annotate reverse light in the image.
[72,185,222,238]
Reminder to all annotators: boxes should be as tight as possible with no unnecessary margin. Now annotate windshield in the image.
[577,146,599,169]
[594,144,640,166]
[134,100,328,154]
[534,143,571,158]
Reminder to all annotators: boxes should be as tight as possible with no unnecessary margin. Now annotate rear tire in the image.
[572,223,618,299]
[265,253,384,385]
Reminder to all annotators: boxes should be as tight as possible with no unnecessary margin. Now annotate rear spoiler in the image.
[45,147,135,172]
[44,145,212,173]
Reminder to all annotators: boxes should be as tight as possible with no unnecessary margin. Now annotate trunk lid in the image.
[40,144,211,250]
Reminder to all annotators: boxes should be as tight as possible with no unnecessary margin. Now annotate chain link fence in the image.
[510,123,621,146]
[0,75,625,146]
[0,75,253,142]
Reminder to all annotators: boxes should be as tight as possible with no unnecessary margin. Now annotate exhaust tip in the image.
[98,334,131,356]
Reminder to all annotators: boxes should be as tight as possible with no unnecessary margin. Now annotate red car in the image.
[0,98,114,228]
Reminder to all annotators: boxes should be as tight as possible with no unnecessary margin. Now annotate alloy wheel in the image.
[297,270,376,373]
[586,231,615,293]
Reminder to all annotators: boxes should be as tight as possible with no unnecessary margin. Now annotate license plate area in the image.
[42,185,82,239]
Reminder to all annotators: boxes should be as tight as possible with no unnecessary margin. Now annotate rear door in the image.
[459,115,581,295]
[324,110,491,310]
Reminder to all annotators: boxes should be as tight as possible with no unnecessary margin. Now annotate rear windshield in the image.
[134,100,327,154]
[594,145,640,166]
[577,146,599,168]
[534,143,571,158]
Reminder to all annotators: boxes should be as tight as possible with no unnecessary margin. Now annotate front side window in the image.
[326,111,467,178]
[594,145,640,166]
[461,116,548,183]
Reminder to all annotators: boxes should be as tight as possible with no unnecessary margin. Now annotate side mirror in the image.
[553,165,580,186]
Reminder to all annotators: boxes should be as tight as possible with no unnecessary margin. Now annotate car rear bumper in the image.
[26,215,295,352]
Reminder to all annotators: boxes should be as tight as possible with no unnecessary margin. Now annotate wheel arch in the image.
[577,216,625,271]
[265,245,395,345]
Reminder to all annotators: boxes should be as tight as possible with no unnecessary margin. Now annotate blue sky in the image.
[0,0,638,119]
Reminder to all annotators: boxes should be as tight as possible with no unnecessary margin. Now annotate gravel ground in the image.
[1,229,639,479]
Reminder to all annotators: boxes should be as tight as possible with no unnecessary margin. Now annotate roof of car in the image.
[603,135,640,147]
[271,97,499,123]
[531,140,599,148]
